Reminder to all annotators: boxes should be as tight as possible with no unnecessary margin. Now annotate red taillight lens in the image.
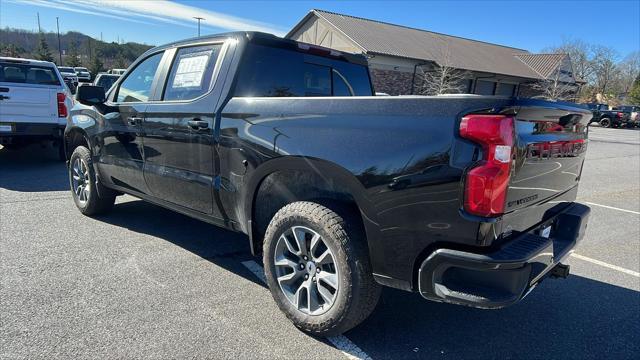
[459,115,514,217]
[617,112,624,118]
[57,92,67,117]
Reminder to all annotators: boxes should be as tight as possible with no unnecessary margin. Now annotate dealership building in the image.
[286,9,582,97]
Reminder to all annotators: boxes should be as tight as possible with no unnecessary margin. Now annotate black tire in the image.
[600,118,611,128]
[263,201,381,336]
[68,146,115,216]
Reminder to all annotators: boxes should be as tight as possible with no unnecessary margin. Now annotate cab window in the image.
[115,52,163,103]
[163,44,223,101]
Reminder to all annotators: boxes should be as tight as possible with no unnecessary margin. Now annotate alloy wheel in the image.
[71,158,90,205]
[273,226,339,315]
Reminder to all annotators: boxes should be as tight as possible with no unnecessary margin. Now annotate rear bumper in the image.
[418,202,590,308]
[0,122,65,144]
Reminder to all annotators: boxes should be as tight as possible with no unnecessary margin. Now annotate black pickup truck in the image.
[586,103,631,127]
[65,32,592,336]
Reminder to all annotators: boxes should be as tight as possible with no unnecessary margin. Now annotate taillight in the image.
[616,112,624,118]
[57,92,67,118]
[459,114,514,217]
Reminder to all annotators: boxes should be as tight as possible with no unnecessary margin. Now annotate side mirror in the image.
[75,85,106,106]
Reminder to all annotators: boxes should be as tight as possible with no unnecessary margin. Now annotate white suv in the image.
[0,57,73,160]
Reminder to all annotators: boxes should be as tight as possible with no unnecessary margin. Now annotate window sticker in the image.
[172,51,211,88]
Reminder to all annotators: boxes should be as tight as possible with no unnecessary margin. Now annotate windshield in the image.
[75,67,88,72]
[58,67,74,73]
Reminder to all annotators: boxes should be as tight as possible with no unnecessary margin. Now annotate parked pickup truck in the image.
[613,105,640,127]
[586,103,631,128]
[65,32,592,336]
[1,57,72,159]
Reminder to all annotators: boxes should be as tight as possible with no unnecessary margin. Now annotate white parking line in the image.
[240,260,372,360]
[584,202,640,215]
[571,253,640,277]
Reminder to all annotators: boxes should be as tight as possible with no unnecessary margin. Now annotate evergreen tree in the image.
[35,33,54,62]
[628,74,640,104]
[88,49,104,76]
[114,51,127,69]
[66,41,81,67]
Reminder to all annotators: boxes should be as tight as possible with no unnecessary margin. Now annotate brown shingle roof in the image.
[288,9,548,80]
[514,53,568,78]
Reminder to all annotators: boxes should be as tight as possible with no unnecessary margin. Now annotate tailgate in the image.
[0,83,58,123]
[506,100,591,213]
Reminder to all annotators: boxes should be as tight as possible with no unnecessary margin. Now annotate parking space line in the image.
[571,253,640,277]
[240,260,372,360]
[584,202,640,215]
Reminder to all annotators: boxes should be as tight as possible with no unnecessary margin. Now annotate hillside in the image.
[0,27,153,70]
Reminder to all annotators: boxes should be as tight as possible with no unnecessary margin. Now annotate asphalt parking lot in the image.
[1,126,638,359]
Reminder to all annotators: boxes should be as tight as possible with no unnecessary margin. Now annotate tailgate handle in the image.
[127,117,142,126]
[0,87,9,93]
[188,119,209,130]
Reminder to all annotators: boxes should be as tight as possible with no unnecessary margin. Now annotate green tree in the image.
[628,74,640,104]
[66,41,81,67]
[35,33,54,62]
[0,44,22,57]
[114,51,127,69]
[88,49,104,77]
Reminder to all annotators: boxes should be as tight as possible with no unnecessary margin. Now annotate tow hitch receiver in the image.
[550,263,570,279]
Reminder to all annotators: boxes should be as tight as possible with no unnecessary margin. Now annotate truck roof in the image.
[143,31,369,66]
[0,57,56,67]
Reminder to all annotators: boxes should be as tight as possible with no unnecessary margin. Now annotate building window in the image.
[495,83,516,96]
[474,80,496,95]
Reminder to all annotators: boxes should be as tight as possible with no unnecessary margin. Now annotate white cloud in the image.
[11,0,286,36]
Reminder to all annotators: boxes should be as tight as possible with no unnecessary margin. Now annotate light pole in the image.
[193,16,205,37]
[56,17,62,65]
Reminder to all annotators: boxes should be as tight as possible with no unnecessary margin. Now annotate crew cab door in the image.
[98,51,165,195]
[142,42,229,215]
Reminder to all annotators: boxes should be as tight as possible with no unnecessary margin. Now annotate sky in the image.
[1,0,639,57]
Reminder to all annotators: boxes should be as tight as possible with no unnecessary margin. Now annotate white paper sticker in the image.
[0,125,12,132]
[172,53,210,88]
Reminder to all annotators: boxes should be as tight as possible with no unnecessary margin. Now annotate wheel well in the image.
[250,169,365,255]
[64,129,89,158]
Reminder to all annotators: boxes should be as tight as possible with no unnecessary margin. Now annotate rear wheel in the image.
[263,201,381,336]
[69,146,115,215]
[600,118,611,128]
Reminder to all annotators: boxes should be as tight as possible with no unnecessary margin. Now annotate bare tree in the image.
[591,45,619,95]
[544,39,595,84]
[616,51,640,96]
[530,67,577,101]
[417,36,471,95]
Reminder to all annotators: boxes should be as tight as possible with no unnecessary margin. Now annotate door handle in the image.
[0,87,9,93]
[127,117,142,126]
[188,119,209,130]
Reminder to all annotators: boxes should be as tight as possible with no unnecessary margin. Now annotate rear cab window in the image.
[0,62,61,86]
[163,44,223,101]
[233,43,372,97]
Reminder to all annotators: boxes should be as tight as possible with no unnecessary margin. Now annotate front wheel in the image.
[263,201,381,336]
[600,118,611,128]
[69,146,115,215]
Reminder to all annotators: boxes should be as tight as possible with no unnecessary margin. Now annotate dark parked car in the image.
[65,32,592,336]
[586,103,631,127]
[92,73,120,92]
